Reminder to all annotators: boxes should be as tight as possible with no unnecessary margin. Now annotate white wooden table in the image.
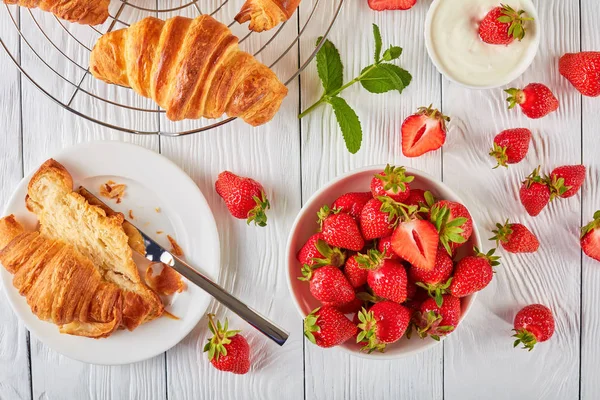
[0,0,598,399]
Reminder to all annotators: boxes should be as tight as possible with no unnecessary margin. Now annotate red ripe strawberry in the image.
[325,291,364,314]
[297,234,346,267]
[405,189,427,207]
[304,306,357,348]
[429,200,473,255]
[215,171,270,226]
[357,249,408,303]
[344,254,369,288]
[410,250,454,307]
[581,211,600,262]
[318,206,364,251]
[520,166,550,216]
[391,219,439,271]
[450,247,500,297]
[489,128,532,168]
[401,105,450,158]
[513,304,555,351]
[505,83,559,119]
[377,236,401,261]
[547,165,586,199]
[299,265,355,306]
[204,314,250,375]
[359,198,396,240]
[415,295,461,340]
[367,0,416,11]
[559,52,600,97]
[370,165,414,202]
[478,5,533,45]
[332,192,372,219]
[357,302,411,352]
[491,220,539,253]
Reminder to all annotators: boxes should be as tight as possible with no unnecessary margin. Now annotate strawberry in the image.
[325,294,364,315]
[215,171,270,226]
[299,265,355,306]
[489,128,531,168]
[359,198,397,240]
[581,211,600,262]
[357,302,411,352]
[401,105,450,158]
[332,192,373,219]
[513,304,555,351]
[357,249,408,303]
[343,254,369,288]
[297,234,346,267]
[377,236,401,261]
[478,4,533,45]
[405,188,427,207]
[505,83,559,119]
[304,306,357,348]
[203,314,250,375]
[559,52,600,97]
[318,206,364,251]
[391,219,439,271]
[415,295,461,340]
[450,247,500,297]
[367,0,416,11]
[547,165,586,199]
[370,165,414,202]
[429,200,473,256]
[520,166,550,216]
[490,220,539,253]
[410,250,454,307]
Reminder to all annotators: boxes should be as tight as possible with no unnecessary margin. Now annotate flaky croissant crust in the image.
[4,0,109,25]
[89,15,288,126]
[235,0,302,32]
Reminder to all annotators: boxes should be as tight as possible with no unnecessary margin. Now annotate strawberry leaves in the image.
[299,24,412,154]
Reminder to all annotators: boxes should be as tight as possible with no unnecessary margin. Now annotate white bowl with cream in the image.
[425,0,540,89]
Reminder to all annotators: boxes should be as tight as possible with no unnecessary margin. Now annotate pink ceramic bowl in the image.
[286,165,482,359]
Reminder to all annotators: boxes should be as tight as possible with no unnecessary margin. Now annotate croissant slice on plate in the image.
[4,0,109,25]
[25,159,164,331]
[235,0,301,32]
[0,215,122,338]
[89,15,289,126]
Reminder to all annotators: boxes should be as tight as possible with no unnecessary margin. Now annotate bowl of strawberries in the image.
[286,165,497,358]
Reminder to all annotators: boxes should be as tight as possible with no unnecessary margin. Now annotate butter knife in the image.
[80,187,289,346]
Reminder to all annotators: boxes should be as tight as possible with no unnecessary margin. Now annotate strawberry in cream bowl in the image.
[425,0,540,89]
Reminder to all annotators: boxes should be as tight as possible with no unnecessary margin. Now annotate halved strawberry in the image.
[401,105,450,158]
[368,0,416,11]
[391,219,439,271]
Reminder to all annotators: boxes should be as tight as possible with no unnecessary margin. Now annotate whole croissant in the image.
[89,15,289,126]
[0,216,122,338]
[235,0,302,32]
[4,0,109,25]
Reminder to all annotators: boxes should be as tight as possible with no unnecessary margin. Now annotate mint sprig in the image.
[299,23,412,154]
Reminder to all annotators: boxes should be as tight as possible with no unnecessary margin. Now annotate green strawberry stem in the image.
[581,210,600,238]
[512,329,537,351]
[203,314,240,361]
[298,64,380,119]
[489,219,513,246]
[247,193,270,227]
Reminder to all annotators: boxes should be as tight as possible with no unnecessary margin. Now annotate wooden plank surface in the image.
[0,0,599,399]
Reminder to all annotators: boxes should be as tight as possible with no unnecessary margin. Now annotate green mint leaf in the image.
[372,24,383,63]
[359,64,412,94]
[328,96,362,154]
[382,46,402,61]
[315,37,344,93]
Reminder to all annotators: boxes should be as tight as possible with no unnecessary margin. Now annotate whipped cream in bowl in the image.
[425,0,540,89]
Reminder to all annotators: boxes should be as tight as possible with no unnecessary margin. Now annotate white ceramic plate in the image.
[286,165,481,359]
[1,141,220,365]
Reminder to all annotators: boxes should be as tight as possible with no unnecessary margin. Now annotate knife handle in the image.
[172,258,289,346]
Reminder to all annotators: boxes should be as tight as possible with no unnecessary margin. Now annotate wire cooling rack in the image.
[0,0,344,135]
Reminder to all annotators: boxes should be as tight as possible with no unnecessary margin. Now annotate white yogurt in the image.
[425,0,539,88]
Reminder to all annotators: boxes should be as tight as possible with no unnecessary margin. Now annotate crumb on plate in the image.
[128,210,134,219]
[145,262,186,296]
[167,235,184,257]
[155,207,161,213]
[100,180,127,203]
[156,230,163,235]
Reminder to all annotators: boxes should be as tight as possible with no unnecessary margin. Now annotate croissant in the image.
[89,15,289,126]
[235,0,302,32]
[4,0,109,25]
[0,215,122,338]
[25,159,164,331]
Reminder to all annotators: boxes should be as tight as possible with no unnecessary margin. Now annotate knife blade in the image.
[80,187,289,346]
